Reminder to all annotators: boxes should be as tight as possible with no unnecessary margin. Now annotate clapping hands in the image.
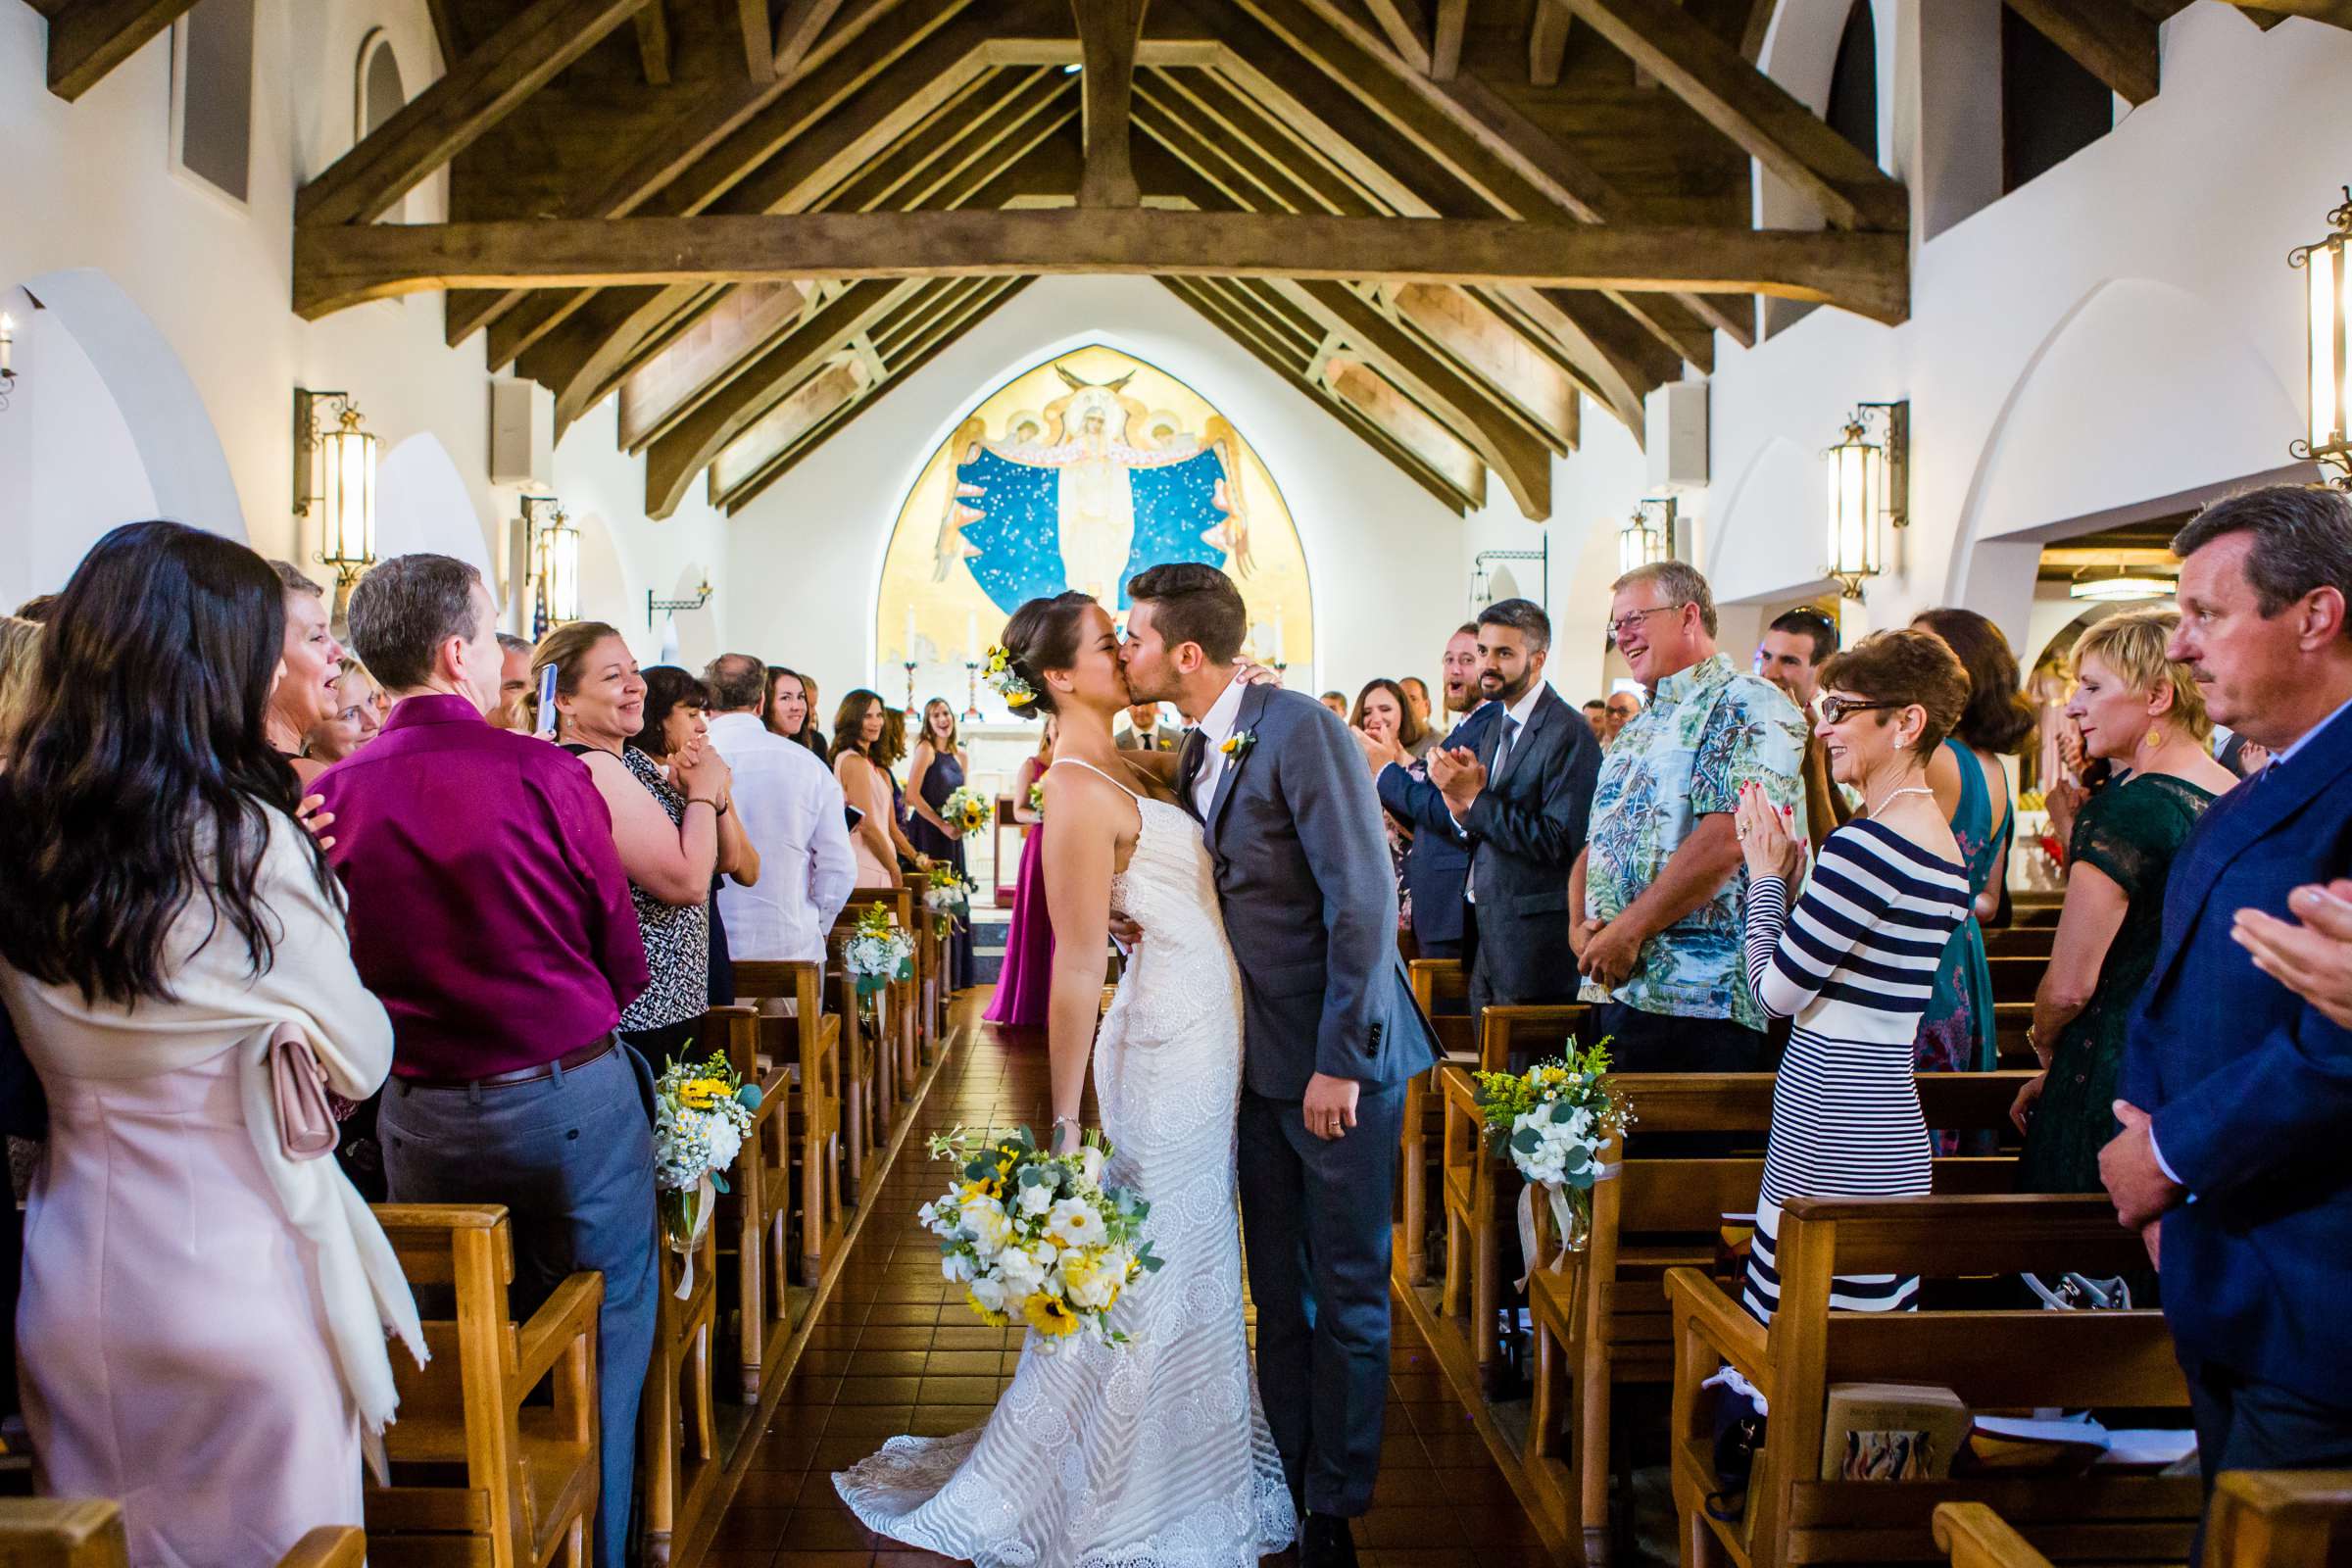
[1428,746,1487,816]
[1734,781,1805,883]
[1352,724,1407,774]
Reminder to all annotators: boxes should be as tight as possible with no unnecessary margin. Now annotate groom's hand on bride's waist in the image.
[1107,911,1144,949]
[1303,1072,1360,1141]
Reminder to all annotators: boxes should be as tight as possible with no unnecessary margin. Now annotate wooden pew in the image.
[702,1003,796,1402]
[0,1503,365,1567]
[366,1205,601,1568]
[823,920,886,1184]
[640,1154,720,1565]
[838,887,920,1126]
[1666,1194,2194,1568]
[730,960,846,1290]
[1981,925,2055,961]
[1397,958,1472,1287]
[1985,956,2044,1005]
[1523,1071,2032,1566]
[1436,1003,1592,1394]
[1939,1473,2352,1568]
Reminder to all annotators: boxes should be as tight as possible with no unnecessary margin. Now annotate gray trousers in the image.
[1239,1077,1407,1517]
[379,1044,658,1568]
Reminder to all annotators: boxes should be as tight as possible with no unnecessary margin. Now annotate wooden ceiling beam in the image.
[1359,0,1435,72]
[1320,352,1488,503]
[633,3,670,83]
[732,0,776,82]
[773,0,852,75]
[615,281,814,450]
[1558,0,1908,230]
[441,0,951,346]
[1431,0,1468,77]
[42,0,198,103]
[1529,0,1573,84]
[1276,277,1552,516]
[296,210,1910,322]
[299,0,653,228]
[710,357,870,497]
[423,0,464,65]
[2001,0,2160,105]
[1739,0,1778,61]
[1143,68,1369,217]
[1073,0,1150,207]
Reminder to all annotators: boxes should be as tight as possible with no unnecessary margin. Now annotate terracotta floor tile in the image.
[780,1508,884,1550]
[865,1302,944,1326]
[854,1326,934,1351]
[920,1348,998,1375]
[770,1553,875,1568]
[835,1374,924,1404]
[709,1507,794,1550]
[915,1374,999,1405]
[823,1405,915,1438]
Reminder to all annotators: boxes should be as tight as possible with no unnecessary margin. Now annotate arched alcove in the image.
[1706,435,1824,600]
[0,269,243,606]
[871,342,1313,718]
[377,432,493,574]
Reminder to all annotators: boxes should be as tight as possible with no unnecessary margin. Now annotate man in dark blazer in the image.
[1114,699,1182,753]
[1121,564,1438,1568]
[1380,600,1601,1025]
[1371,623,1492,961]
[2102,486,2352,1531]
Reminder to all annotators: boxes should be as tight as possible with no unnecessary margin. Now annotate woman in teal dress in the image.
[1911,609,2036,1080]
[2012,608,2234,1191]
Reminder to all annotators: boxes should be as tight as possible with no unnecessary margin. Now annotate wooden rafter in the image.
[423,0,464,65]
[633,2,671,84]
[617,281,813,450]
[1431,0,1467,78]
[1529,0,1573,84]
[1359,0,1434,72]
[1322,354,1487,500]
[1558,0,1908,230]
[733,0,777,82]
[2002,0,2160,105]
[40,0,197,102]
[774,0,854,74]
[299,0,654,228]
[1072,0,1149,207]
[294,210,1911,322]
[1739,0,1778,61]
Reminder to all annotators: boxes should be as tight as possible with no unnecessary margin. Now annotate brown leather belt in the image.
[403,1033,617,1092]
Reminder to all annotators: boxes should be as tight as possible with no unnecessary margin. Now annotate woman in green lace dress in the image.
[2012,608,2236,1192]
[1911,609,2036,1082]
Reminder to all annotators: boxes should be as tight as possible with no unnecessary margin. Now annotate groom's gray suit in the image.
[1178,680,1439,1519]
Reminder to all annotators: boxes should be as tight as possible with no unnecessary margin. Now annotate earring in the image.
[2143,726,2164,752]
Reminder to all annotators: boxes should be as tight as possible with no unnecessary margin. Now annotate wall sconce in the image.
[1823,401,1908,599]
[522,495,579,637]
[1617,497,1677,577]
[2291,186,2352,485]
[2068,567,2175,603]
[295,389,378,597]
[0,313,17,413]
[648,581,713,629]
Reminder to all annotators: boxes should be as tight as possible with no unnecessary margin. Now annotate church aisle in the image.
[700,1015,1556,1568]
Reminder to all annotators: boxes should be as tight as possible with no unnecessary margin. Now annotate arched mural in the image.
[875,344,1312,717]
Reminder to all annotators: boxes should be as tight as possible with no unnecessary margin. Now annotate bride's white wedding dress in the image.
[835,760,1296,1566]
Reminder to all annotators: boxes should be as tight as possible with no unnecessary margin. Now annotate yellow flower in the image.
[964,1290,1009,1329]
[1023,1293,1081,1338]
[677,1077,731,1109]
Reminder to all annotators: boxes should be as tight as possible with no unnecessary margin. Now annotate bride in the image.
[834,591,1296,1565]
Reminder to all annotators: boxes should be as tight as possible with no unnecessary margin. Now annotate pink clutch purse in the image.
[270,1021,339,1161]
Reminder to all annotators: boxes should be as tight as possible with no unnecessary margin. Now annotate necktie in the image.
[1178,728,1207,808]
[1491,715,1520,789]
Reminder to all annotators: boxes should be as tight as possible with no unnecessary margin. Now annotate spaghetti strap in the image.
[1047,756,1144,801]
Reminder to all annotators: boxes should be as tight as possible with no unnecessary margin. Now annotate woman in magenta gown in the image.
[983,721,1055,1028]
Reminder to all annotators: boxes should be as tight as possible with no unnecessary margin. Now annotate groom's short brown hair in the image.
[1127,564,1247,664]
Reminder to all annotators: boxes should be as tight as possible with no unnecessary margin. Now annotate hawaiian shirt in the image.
[1584,653,1808,1030]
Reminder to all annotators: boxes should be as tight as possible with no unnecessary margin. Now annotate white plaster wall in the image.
[719,274,1468,709]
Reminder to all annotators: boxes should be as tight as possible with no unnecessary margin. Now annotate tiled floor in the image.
[700,1016,1560,1568]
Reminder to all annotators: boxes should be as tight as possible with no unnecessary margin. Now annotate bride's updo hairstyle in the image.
[998,591,1098,719]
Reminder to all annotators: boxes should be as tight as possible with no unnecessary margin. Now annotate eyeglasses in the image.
[1606,606,1683,643]
[1815,695,1906,724]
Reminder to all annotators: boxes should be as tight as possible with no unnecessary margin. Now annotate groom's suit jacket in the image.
[2120,706,2352,1398]
[1180,682,1440,1101]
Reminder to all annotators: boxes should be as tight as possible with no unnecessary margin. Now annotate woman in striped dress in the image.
[1734,629,1976,1325]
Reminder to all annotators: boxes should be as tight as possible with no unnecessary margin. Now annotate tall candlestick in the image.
[904,605,916,661]
[0,314,14,375]
[965,610,980,663]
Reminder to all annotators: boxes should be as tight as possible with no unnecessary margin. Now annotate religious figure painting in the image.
[876,346,1313,717]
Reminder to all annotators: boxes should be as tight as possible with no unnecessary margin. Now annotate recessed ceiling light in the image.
[2069,573,2175,602]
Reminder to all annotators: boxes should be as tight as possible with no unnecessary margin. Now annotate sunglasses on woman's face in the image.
[1815,695,1903,724]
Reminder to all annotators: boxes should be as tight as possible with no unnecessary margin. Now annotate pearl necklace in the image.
[1866,783,1936,818]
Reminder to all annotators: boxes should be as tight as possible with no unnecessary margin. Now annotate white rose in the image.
[942,1251,977,1284]
[1019,1183,1055,1216]
[968,1275,1008,1312]
[1047,1197,1107,1249]
[998,1245,1047,1294]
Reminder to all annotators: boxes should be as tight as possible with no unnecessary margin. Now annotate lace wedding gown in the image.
[836,763,1297,1566]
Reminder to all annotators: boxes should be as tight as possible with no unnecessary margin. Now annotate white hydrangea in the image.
[1047,1196,1107,1249]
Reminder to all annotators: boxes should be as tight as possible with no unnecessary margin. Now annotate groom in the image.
[1119,564,1438,1567]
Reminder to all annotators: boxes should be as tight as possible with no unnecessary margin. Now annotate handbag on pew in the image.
[1699,1366,1768,1523]
[270,1021,341,1161]
[2022,1271,2131,1310]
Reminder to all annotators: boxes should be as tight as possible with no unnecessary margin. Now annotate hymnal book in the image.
[1962,1414,2111,1474]
[1819,1383,1969,1481]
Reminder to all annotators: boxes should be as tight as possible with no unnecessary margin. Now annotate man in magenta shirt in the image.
[317,555,652,1568]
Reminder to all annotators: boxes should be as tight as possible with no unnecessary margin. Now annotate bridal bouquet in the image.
[654,1052,762,1298]
[920,1125,1162,1347]
[941,785,993,836]
[924,863,972,932]
[1474,1037,1630,1258]
[844,904,915,998]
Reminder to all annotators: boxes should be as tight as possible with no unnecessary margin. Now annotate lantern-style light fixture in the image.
[523,495,579,636]
[1617,497,1676,577]
[2068,567,2175,603]
[2291,186,2352,485]
[1823,401,1908,600]
[294,389,378,589]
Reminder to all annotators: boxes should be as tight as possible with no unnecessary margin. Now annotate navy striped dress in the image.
[1740,819,1972,1325]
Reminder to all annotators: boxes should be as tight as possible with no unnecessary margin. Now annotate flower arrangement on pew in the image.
[1474,1037,1630,1264]
[924,863,973,934]
[1027,779,1047,818]
[941,784,994,837]
[921,1124,1162,1348]
[844,903,916,1029]
[654,1052,762,1298]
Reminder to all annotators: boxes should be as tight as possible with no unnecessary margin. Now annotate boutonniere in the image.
[1220,729,1256,760]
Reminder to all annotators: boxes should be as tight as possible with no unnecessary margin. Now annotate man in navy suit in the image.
[2103,485,2352,1532]
[1368,624,1492,960]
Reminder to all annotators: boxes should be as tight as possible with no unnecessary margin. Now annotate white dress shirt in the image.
[707,711,857,962]
[1457,681,1547,900]
[1190,672,1250,818]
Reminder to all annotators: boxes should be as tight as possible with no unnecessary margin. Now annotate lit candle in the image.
[0,314,13,375]
[965,610,979,663]
[904,604,916,660]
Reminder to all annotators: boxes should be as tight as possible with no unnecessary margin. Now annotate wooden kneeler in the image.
[728,962,846,1389]
[0,1503,366,1568]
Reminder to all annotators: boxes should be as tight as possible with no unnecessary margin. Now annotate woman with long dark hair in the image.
[767,664,821,753]
[631,665,760,1008]
[832,688,904,888]
[1909,607,2036,1081]
[0,521,420,1565]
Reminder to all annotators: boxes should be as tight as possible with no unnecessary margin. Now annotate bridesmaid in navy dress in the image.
[906,699,978,991]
